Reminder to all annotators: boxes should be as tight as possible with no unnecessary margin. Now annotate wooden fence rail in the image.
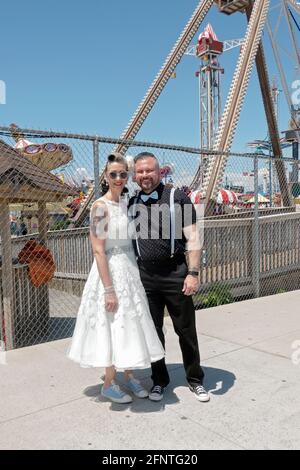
[1,211,300,296]
[2,211,300,349]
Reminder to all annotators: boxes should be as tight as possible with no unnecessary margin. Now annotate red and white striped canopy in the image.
[198,24,218,42]
[216,189,238,205]
[190,189,238,205]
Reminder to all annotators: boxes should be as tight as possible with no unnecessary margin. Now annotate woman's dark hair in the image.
[100,179,109,195]
[105,152,128,171]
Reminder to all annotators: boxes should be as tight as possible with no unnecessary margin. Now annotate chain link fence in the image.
[0,126,299,350]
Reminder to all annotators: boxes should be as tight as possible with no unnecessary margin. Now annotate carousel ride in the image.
[10,123,73,171]
[9,124,76,229]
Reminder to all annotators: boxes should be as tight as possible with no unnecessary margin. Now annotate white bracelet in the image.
[104,286,115,293]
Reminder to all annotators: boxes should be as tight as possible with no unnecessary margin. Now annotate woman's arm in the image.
[90,201,111,287]
[90,201,118,312]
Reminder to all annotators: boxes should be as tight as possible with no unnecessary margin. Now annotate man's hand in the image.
[182,274,199,296]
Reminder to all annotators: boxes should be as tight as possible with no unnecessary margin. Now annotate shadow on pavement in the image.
[83,363,236,413]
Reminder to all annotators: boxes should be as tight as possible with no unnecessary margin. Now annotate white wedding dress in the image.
[68,197,164,370]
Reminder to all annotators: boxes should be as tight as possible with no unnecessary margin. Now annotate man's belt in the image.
[138,253,186,271]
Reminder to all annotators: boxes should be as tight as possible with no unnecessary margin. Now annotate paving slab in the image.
[199,291,300,347]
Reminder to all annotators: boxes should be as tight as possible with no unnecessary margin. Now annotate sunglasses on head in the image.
[108,171,128,180]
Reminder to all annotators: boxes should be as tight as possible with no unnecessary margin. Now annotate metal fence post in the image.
[93,138,100,200]
[252,152,260,298]
[269,146,273,207]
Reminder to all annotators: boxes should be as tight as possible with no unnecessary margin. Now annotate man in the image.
[129,152,209,403]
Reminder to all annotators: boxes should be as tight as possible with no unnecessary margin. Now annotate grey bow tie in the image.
[140,191,159,202]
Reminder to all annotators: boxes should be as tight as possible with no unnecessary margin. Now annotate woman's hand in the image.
[104,290,119,313]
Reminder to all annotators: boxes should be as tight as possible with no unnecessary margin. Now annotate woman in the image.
[68,152,164,403]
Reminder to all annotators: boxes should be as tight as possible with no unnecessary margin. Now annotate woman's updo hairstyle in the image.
[101,152,129,196]
[105,152,128,171]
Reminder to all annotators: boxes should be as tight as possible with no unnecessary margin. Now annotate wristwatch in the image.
[188,270,199,277]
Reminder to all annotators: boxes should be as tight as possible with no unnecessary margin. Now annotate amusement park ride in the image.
[9,123,73,172]
[185,24,244,187]
[67,0,300,223]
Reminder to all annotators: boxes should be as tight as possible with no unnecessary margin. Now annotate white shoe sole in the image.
[101,391,132,404]
[133,391,149,398]
[148,394,163,401]
[196,395,210,402]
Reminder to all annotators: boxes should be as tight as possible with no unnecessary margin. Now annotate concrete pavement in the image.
[0,290,300,450]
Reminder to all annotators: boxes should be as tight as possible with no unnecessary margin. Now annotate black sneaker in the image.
[189,383,210,402]
[149,385,164,401]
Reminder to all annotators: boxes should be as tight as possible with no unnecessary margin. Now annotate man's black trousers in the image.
[139,260,204,387]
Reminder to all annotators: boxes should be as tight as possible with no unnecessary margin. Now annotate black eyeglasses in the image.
[108,171,128,180]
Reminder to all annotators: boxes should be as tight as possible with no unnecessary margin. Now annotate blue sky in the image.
[0,0,299,154]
